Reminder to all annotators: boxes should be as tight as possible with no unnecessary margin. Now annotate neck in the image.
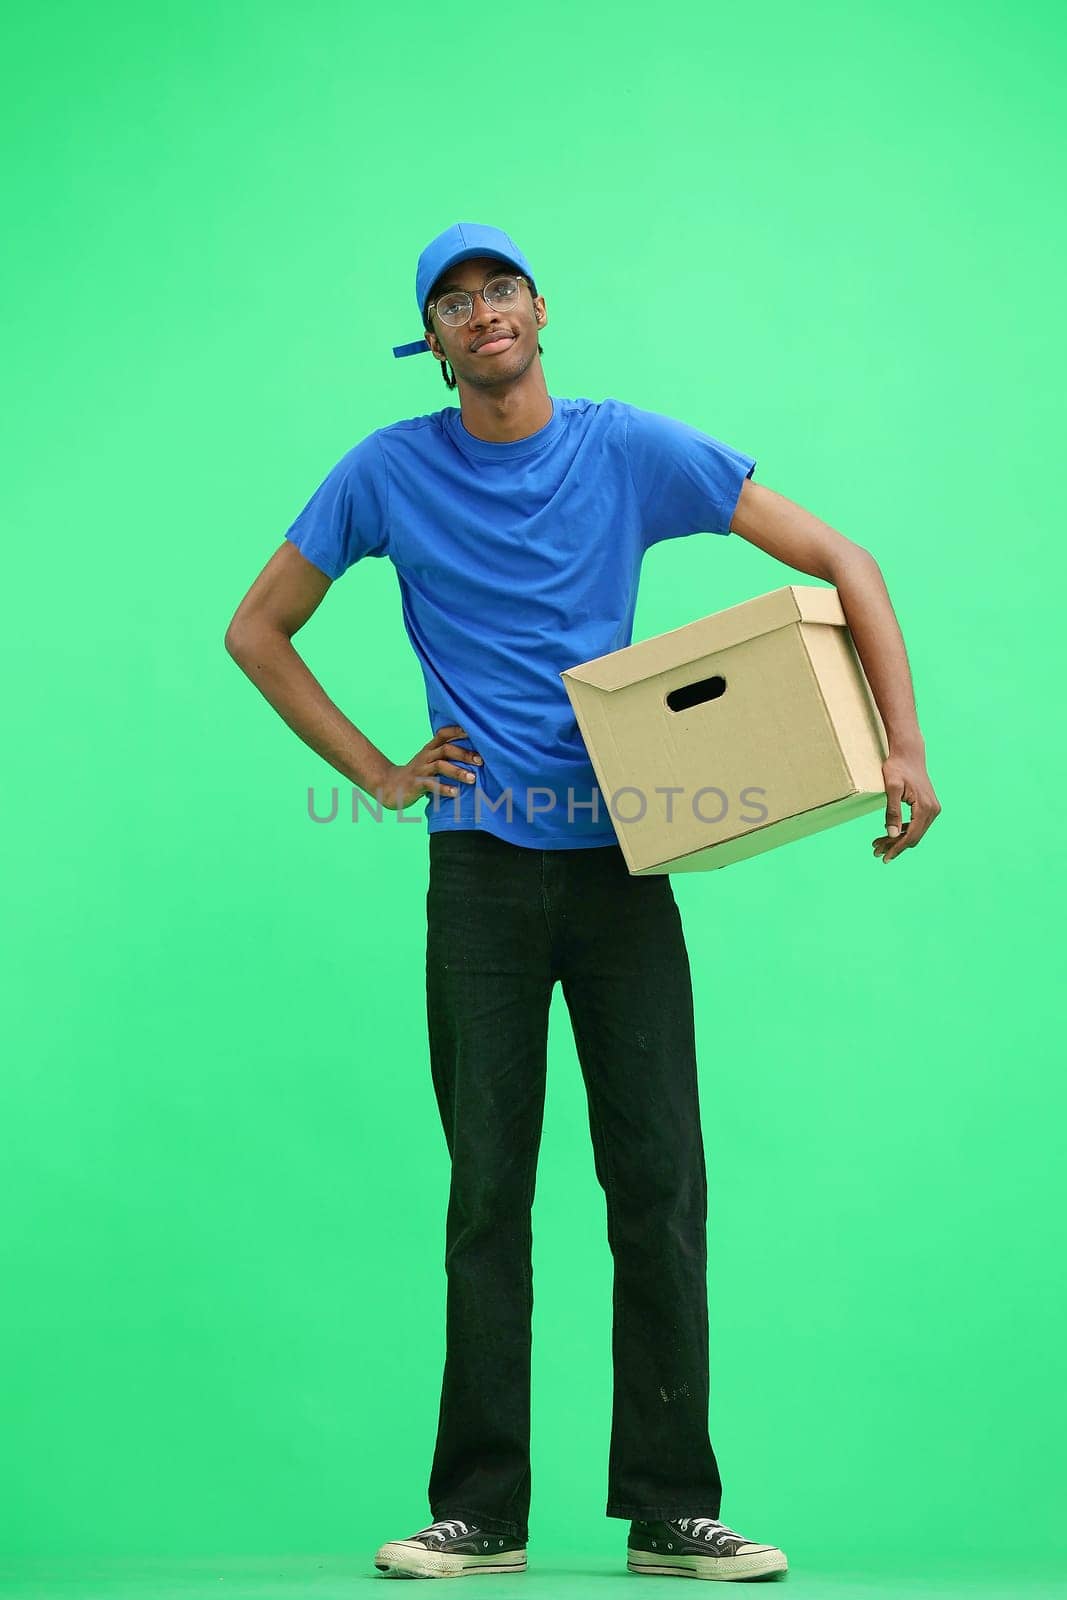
[456,365,553,444]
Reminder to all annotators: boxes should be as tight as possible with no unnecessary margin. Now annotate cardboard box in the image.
[560,584,889,875]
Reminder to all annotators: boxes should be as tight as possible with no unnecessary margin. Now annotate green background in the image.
[2,0,1064,1591]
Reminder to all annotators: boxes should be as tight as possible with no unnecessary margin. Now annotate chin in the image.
[469,346,528,378]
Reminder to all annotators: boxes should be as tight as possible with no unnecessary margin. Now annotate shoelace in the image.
[673,1517,745,1543]
[412,1518,474,1543]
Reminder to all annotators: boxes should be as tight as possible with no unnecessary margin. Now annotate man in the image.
[224,222,941,1582]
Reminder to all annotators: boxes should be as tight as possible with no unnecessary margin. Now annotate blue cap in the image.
[392,221,538,359]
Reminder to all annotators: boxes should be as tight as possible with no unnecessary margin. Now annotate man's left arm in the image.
[729,478,942,863]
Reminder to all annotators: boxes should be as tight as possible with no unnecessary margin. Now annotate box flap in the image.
[559,584,846,692]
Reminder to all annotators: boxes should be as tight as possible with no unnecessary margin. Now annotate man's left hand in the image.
[871,747,942,863]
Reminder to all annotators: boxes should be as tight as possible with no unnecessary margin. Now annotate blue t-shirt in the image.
[284,395,756,850]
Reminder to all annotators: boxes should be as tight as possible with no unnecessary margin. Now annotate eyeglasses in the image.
[426,273,530,329]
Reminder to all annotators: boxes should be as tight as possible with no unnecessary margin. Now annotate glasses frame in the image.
[426,272,531,329]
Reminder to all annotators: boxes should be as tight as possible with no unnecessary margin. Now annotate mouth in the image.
[471,333,515,355]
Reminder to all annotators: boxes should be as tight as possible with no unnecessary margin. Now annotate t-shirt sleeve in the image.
[624,403,756,547]
[283,432,390,580]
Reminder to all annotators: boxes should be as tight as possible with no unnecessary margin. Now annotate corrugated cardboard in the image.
[560,584,889,875]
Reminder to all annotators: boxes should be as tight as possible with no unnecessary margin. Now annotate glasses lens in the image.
[437,292,472,326]
[484,274,521,307]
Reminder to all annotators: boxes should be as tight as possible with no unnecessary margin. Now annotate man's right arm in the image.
[223,540,391,796]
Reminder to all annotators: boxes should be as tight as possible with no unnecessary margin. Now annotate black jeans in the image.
[424,827,723,1543]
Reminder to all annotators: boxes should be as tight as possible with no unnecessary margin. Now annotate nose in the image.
[468,285,505,324]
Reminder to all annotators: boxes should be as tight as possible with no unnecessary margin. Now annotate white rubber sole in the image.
[374,1540,527,1578]
[627,1545,788,1581]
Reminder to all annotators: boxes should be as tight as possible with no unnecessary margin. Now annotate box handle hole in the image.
[665,674,727,713]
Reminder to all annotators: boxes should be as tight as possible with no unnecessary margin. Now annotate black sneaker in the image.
[627,1516,787,1581]
[374,1516,527,1578]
